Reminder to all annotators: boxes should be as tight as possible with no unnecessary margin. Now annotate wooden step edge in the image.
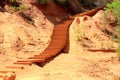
[33,54,57,59]
[0,73,5,78]
[28,57,35,59]
[33,56,50,59]
[87,49,116,52]
[0,71,15,74]
[34,53,56,57]
[28,54,59,62]
[13,62,32,65]
[54,25,64,27]
[0,75,4,78]
[5,66,24,70]
[17,59,45,63]
[28,56,48,60]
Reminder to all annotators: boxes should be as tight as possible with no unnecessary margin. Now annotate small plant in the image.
[8,6,16,13]
[17,3,26,11]
[116,45,120,60]
[73,18,85,41]
[8,3,26,13]
[105,0,120,60]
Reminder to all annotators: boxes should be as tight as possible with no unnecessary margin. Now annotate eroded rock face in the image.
[35,2,70,24]
[70,10,117,51]
[0,8,53,58]
[67,0,86,15]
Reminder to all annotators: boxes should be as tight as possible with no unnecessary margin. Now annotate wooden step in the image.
[0,71,15,74]
[52,32,67,36]
[29,54,52,59]
[5,66,24,70]
[0,75,4,78]
[28,57,36,59]
[87,49,116,52]
[0,73,4,78]
[44,48,62,54]
[55,24,65,27]
[63,20,73,26]
[48,40,66,44]
[34,53,56,58]
[43,48,60,52]
[54,27,68,31]
[13,62,32,65]
[17,59,45,63]
[52,35,67,38]
[40,49,60,55]
[34,54,51,59]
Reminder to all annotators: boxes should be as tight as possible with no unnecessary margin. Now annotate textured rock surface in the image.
[0,9,53,59]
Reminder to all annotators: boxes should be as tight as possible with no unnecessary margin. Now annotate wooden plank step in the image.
[48,40,66,44]
[0,73,4,78]
[54,27,68,31]
[45,48,62,53]
[51,36,66,39]
[43,48,61,52]
[13,62,32,65]
[48,43,64,46]
[55,24,64,27]
[47,45,65,49]
[50,38,66,41]
[29,54,52,59]
[34,53,56,57]
[0,75,4,78]
[48,42,66,46]
[47,46,62,49]
[17,59,45,63]
[87,49,116,52]
[63,21,72,26]
[0,71,15,74]
[50,41,66,44]
[52,32,67,36]
[63,20,73,24]
[28,57,36,59]
[34,54,51,59]
[42,48,60,52]
[52,35,67,38]
[53,30,67,33]
[5,66,24,70]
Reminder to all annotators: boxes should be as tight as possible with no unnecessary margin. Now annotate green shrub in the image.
[105,0,120,60]
[73,19,85,41]
[116,45,120,60]
[8,6,16,13]
[17,3,26,11]
[8,3,26,13]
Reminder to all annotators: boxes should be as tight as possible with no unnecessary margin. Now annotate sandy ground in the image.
[15,49,120,80]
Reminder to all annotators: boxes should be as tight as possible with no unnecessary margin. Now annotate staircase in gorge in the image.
[0,6,104,80]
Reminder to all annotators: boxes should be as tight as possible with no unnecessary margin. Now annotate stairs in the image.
[28,20,73,61]
[0,20,73,80]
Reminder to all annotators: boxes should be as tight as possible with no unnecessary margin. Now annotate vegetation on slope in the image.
[105,0,120,60]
